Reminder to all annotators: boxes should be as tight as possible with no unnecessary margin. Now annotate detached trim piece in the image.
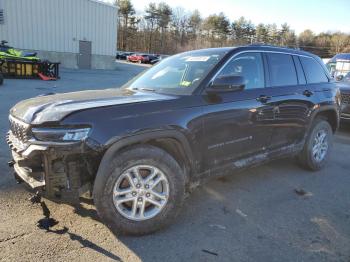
[14,164,45,188]
[341,113,350,119]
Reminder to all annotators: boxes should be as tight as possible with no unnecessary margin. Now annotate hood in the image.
[10,88,175,124]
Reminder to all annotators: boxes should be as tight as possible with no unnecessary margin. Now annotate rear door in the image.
[261,52,315,149]
[298,55,333,95]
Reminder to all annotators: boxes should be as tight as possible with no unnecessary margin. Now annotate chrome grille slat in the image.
[8,115,31,144]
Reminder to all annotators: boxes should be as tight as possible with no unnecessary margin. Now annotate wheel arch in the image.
[311,106,339,133]
[94,130,195,193]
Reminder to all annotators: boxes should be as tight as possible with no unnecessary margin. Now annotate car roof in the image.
[188,45,317,58]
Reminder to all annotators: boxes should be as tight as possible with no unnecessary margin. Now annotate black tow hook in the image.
[8,160,15,168]
[29,191,42,204]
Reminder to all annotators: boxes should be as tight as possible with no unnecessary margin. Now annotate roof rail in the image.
[249,43,300,50]
[249,43,280,48]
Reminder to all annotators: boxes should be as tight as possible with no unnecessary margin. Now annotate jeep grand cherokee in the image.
[7,45,341,235]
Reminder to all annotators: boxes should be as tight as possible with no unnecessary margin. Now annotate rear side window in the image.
[266,53,298,87]
[299,57,329,84]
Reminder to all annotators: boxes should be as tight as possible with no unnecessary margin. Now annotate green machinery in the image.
[0,40,60,84]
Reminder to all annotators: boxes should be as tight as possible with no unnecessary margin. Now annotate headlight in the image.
[32,127,91,142]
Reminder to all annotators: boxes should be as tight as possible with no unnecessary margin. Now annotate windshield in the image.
[124,49,228,95]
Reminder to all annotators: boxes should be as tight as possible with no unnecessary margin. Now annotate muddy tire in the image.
[93,145,186,235]
[297,118,333,171]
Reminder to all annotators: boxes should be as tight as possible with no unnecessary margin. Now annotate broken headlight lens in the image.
[31,127,91,142]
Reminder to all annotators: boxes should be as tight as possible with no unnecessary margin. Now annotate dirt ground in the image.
[0,65,350,262]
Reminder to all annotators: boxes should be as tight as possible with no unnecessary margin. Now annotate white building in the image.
[0,0,117,69]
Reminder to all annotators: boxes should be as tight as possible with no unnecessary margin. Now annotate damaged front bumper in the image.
[6,131,102,203]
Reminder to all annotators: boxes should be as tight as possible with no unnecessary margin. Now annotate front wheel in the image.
[93,145,186,235]
[297,118,333,171]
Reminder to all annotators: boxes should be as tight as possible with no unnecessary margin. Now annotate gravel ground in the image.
[0,63,349,262]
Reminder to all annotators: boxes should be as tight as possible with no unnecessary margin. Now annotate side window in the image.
[299,57,329,84]
[266,53,298,87]
[217,52,265,89]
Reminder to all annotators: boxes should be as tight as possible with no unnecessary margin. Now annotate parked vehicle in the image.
[339,80,350,121]
[0,40,60,80]
[149,55,170,65]
[0,40,39,61]
[336,71,350,82]
[116,51,133,60]
[326,53,350,79]
[7,45,341,235]
[127,53,158,64]
[334,71,350,121]
[145,54,159,64]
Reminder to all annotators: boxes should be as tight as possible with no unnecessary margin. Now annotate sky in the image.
[103,0,349,34]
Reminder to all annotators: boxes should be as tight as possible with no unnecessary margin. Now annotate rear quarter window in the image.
[299,57,329,84]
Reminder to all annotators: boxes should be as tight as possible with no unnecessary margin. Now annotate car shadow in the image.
[46,226,123,261]
[73,201,101,223]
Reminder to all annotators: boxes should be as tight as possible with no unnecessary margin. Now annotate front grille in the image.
[9,115,31,143]
[341,93,350,104]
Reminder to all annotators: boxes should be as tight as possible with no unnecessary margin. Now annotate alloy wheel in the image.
[113,165,170,221]
[312,129,329,162]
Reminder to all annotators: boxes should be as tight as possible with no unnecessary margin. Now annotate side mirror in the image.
[207,75,245,93]
[336,75,344,81]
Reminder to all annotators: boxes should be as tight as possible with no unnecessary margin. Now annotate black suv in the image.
[337,75,350,120]
[7,45,341,235]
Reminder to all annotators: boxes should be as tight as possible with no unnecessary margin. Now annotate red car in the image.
[127,54,149,63]
[127,54,159,64]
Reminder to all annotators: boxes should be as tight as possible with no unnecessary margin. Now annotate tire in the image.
[93,145,186,235]
[297,118,333,171]
[0,73,3,86]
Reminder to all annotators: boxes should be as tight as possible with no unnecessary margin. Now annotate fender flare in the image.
[95,130,195,186]
[309,104,340,132]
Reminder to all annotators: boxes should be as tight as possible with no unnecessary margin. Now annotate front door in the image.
[201,52,274,172]
[78,41,92,69]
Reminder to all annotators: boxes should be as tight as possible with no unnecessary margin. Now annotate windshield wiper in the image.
[130,87,156,92]
[139,87,156,92]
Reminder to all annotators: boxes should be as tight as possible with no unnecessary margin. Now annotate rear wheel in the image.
[297,118,333,171]
[93,145,186,235]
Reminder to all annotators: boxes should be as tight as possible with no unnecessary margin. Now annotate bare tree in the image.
[113,0,350,58]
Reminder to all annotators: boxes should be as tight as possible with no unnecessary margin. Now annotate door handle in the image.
[256,95,271,103]
[303,90,314,97]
